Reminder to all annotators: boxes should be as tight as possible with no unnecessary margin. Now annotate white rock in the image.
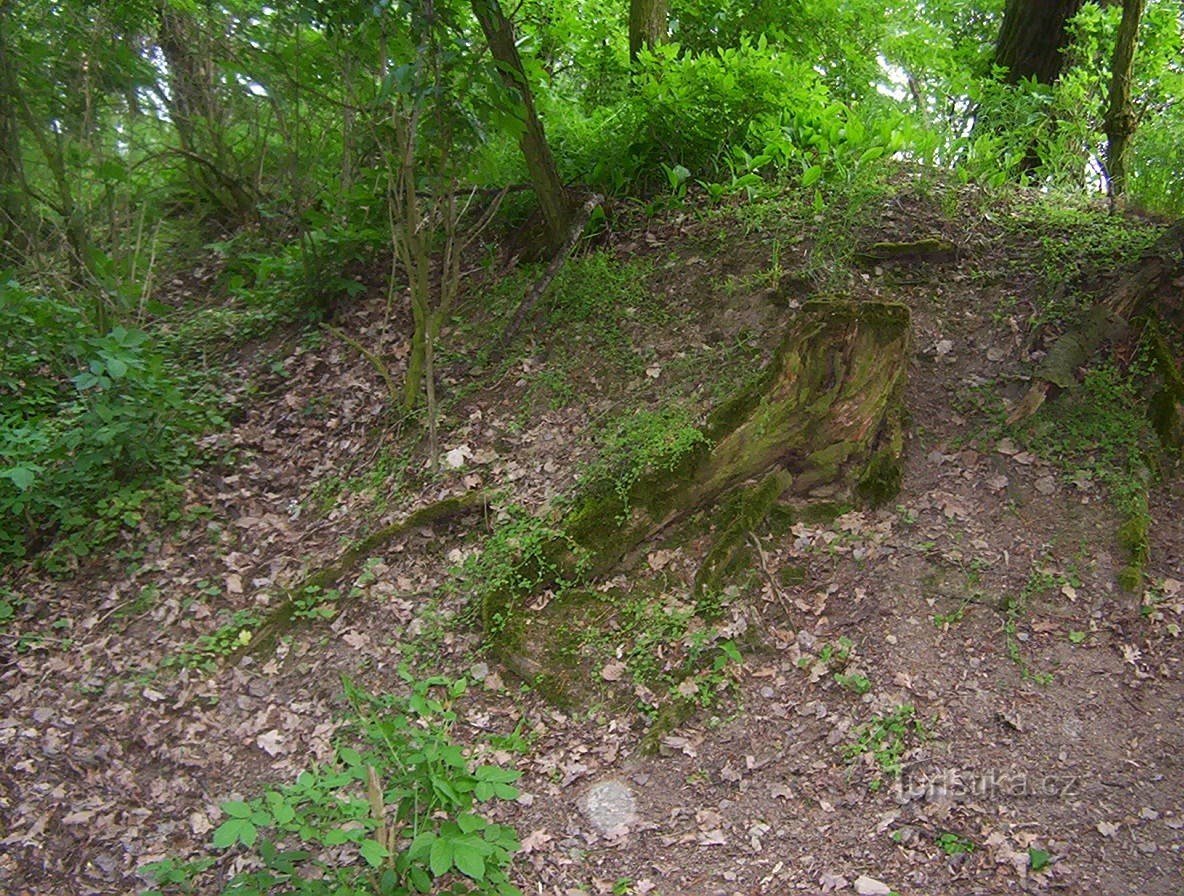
[854,875,893,895]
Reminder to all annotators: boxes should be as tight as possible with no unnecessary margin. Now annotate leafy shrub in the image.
[0,277,204,561]
[551,40,908,196]
[142,675,524,896]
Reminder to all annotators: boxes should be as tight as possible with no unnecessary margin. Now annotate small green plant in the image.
[292,584,340,621]
[582,405,710,521]
[932,604,967,628]
[1,278,213,563]
[165,610,261,670]
[142,673,523,896]
[817,636,854,670]
[936,831,976,856]
[1028,847,1052,872]
[843,704,926,790]
[834,672,872,695]
[462,502,589,638]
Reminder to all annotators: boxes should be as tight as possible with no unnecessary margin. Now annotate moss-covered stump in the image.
[482,300,910,689]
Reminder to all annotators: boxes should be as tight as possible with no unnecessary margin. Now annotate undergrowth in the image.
[141,673,523,896]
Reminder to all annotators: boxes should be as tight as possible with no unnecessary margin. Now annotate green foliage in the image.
[0,277,207,562]
[551,39,909,195]
[582,405,709,518]
[165,610,262,670]
[1018,364,1154,588]
[843,704,926,791]
[463,501,589,638]
[142,674,522,896]
[936,831,976,856]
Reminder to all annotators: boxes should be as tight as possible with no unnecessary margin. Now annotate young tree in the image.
[471,0,573,250]
[1104,0,1147,201]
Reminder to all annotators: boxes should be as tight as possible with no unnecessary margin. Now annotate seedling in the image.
[843,704,926,790]
[936,831,975,856]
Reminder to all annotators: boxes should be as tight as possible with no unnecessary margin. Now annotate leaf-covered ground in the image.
[3,179,1183,896]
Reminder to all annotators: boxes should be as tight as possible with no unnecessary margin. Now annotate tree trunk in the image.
[988,0,1086,173]
[483,300,911,680]
[629,0,668,64]
[1104,0,1146,202]
[471,0,572,251]
[993,0,1086,85]
[0,0,27,257]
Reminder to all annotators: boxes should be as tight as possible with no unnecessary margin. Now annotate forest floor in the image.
[3,177,1183,896]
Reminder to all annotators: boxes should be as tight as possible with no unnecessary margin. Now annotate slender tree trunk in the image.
[628,0,668,64]
[0,0,27,256]
[470,0,572,250]
[993,0,1086,85]
[156,2,252,221]
[1104,0,1146,203]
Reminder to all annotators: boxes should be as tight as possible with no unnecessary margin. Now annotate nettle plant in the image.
[142,674,523,896]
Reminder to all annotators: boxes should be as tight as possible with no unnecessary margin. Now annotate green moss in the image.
[1116,512,1150,593]
[639,698,697,755]
[778,565,807,586]
[693,472,791,608]
[510,588,619,709]
[856,447,904,506]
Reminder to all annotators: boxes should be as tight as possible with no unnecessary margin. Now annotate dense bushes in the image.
[549,40,905,195]
[0,277,206,562]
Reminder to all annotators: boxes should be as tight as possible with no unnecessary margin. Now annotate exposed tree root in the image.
[236,490,488,661]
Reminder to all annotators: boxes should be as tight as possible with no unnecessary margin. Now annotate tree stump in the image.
[483,300,911,688]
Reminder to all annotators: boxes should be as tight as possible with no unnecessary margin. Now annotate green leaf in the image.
[802,165,823,187]
[409,866,433,893]
[212,818,245,849]
[338,747,364,767]
[1029,847,1051,871]
[858,145,885,164]
[221,800,253,819]
[360,838,390,867]
[429,836,453,876]
[452,841,486,880]
[1,466,37,491]
[456,813,486,834]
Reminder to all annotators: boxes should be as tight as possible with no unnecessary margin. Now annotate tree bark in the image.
[1104,0,1146,202]
[483,300,911,667]
[993,0,1086,85]
[0,0,27,256]
[628,0,668,64]
[471,0,572,250]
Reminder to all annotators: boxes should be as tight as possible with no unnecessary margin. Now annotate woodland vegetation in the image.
[2,0,1182,563]
[3,1,1184,895]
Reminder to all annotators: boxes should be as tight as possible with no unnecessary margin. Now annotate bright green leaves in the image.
[474,765,521,801]
[410,816,522,883]
[212,801,271,848]
[192,677,523,895]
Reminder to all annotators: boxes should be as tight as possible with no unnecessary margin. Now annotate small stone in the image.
[854,874,893,895]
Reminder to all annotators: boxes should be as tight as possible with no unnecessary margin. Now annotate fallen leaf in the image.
[600,661,627,682]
